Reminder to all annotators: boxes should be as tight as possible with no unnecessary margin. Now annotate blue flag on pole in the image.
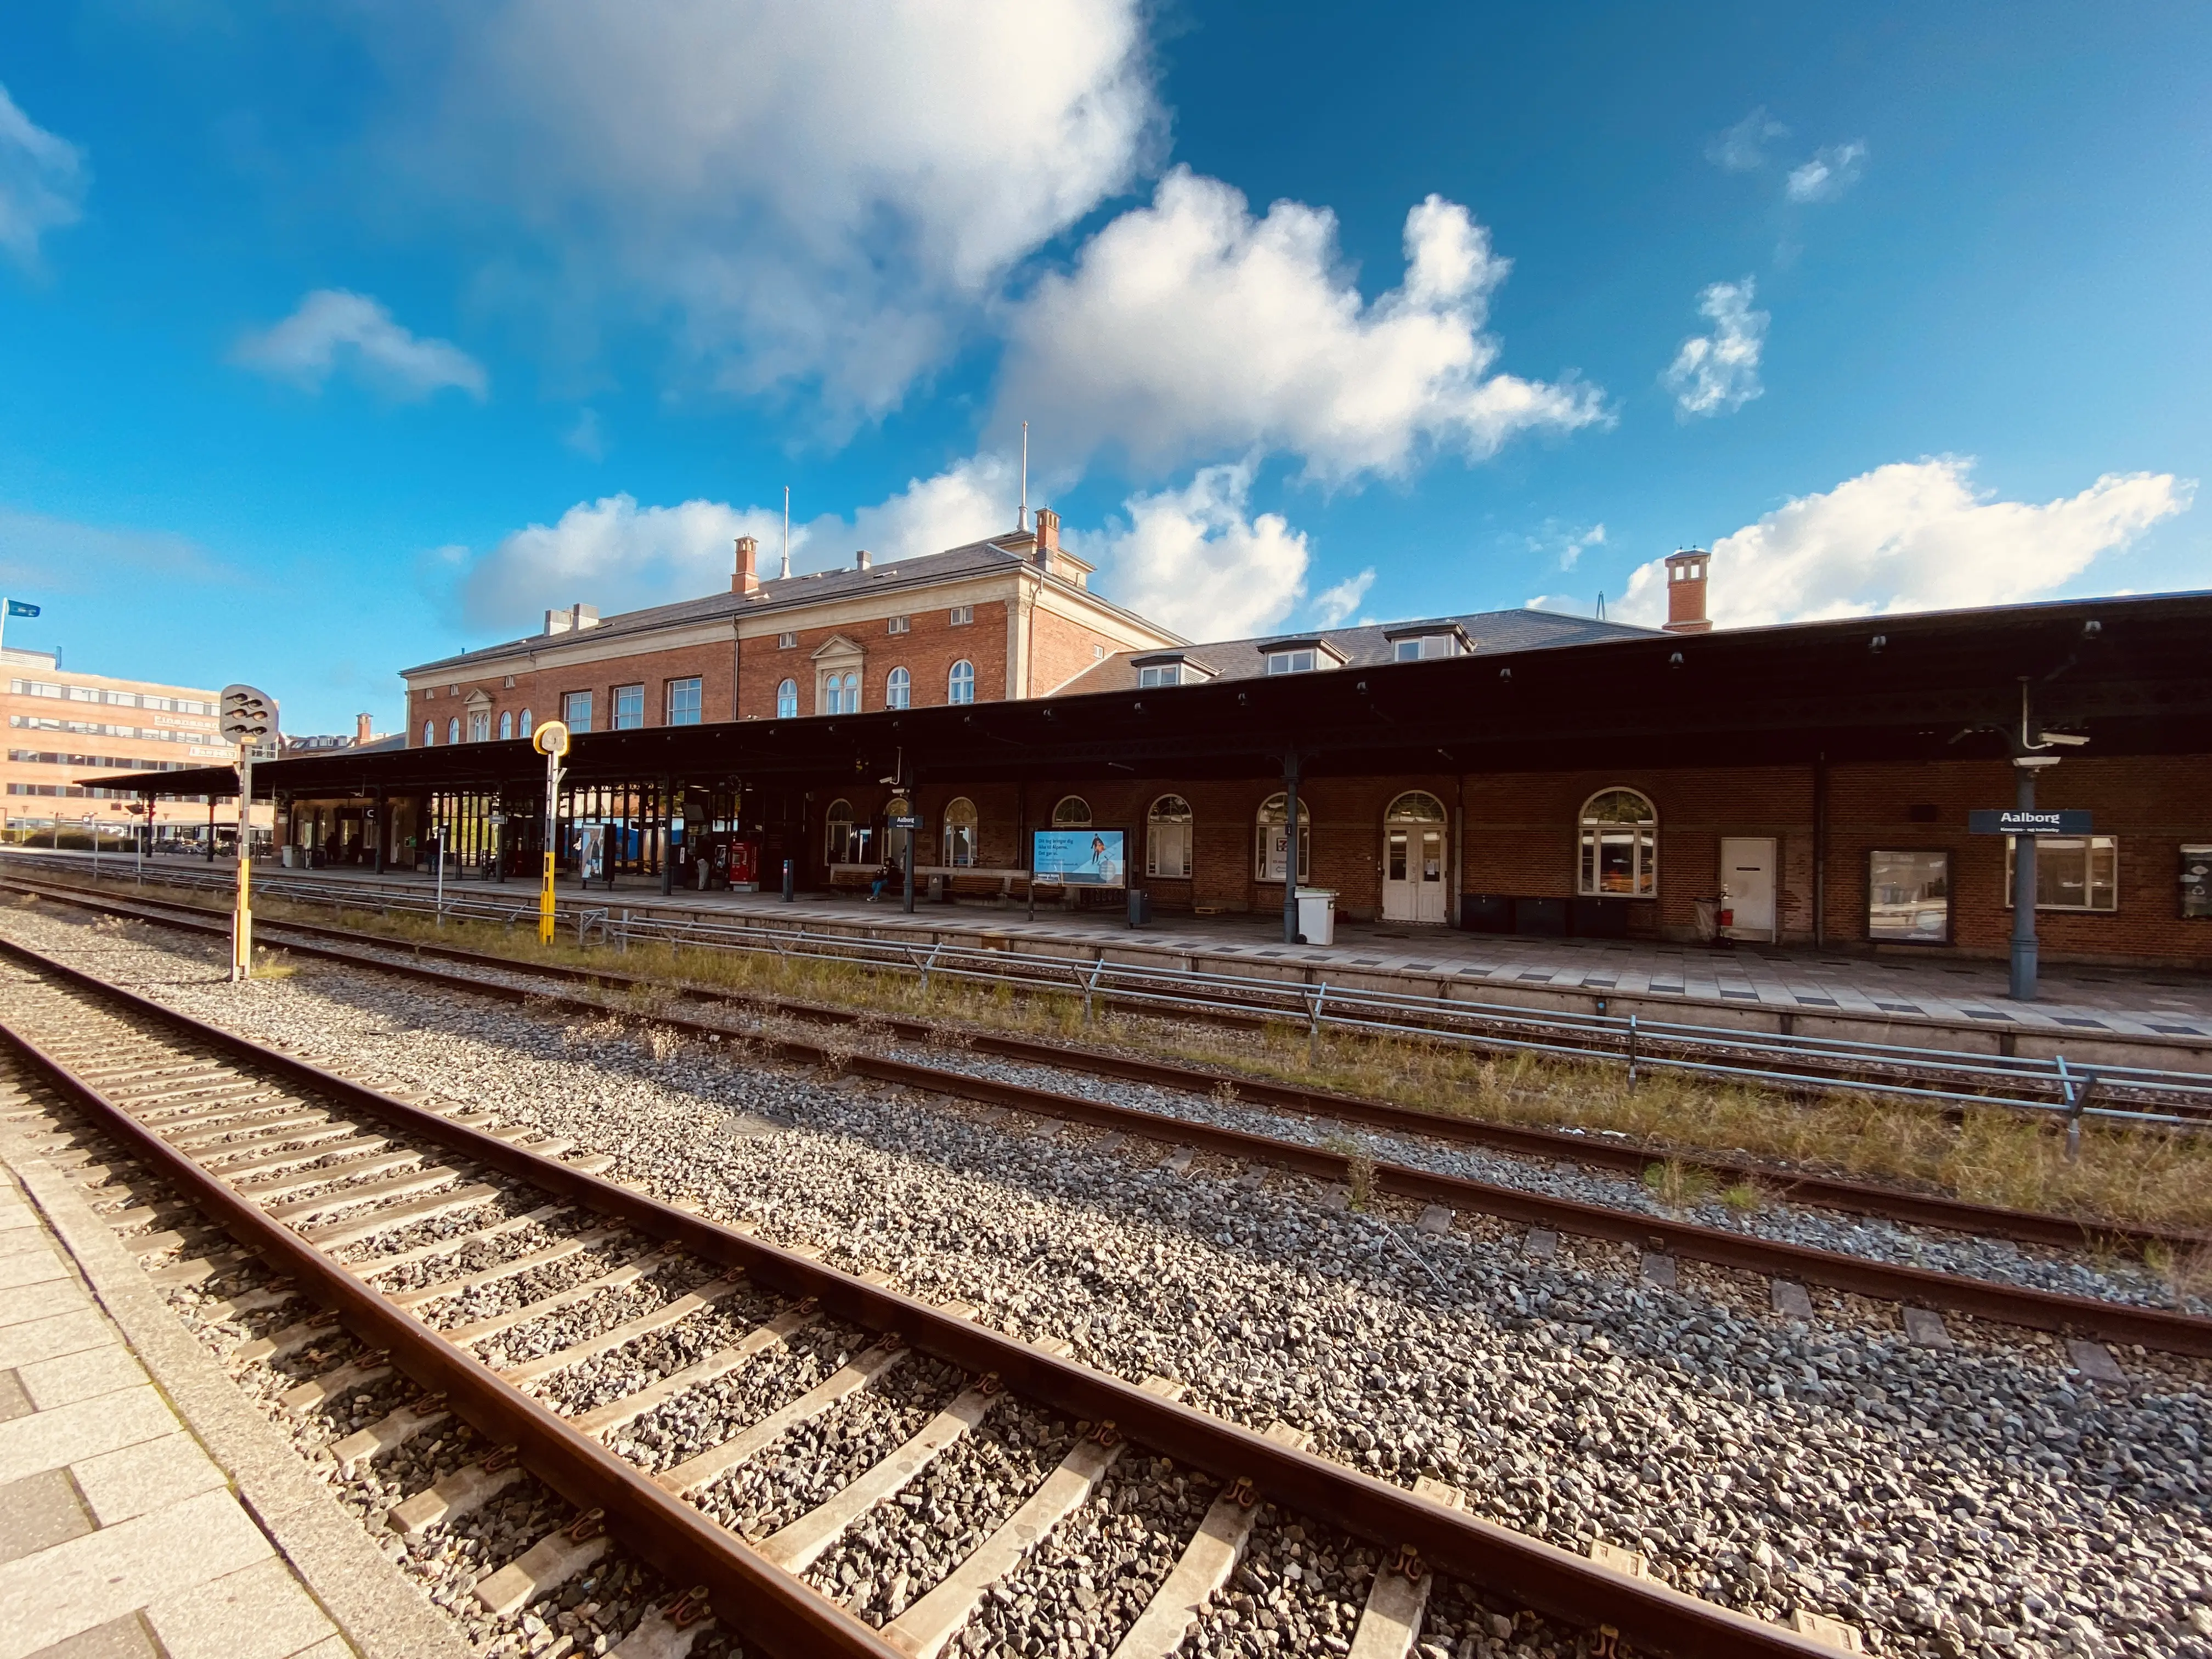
[5,600,38,618]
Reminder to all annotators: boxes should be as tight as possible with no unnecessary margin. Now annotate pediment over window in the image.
[810,634,865,667]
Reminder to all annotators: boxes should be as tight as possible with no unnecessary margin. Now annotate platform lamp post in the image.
[533,721,570,946]
[219,684,279,983]
[82,814,98,881]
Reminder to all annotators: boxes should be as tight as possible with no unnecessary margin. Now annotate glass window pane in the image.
[1387,828,1408,881]
[1870,850,1949,941]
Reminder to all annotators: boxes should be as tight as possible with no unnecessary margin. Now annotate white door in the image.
[1381,793,1450,923]
[1719,837,1777,941]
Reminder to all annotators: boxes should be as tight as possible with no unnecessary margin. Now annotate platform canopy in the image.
[87,591,2212,801]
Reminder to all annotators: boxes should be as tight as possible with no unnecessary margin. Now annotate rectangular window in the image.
[2005,836,2118,911]
[612,684,645,729]
[666,678,703,725]
[2182,846,2212,919]
[1265,648,1317,675]
[1147,820,1191,879]
[887,614,911,635]
[1868,849,1950,943]
[1137,663,1182,687]
[777,631,798,649]
[65,685,97,702]
[563,691,594,732]
[948,605,974,626]
[100,690,137,706]
[1393,635,1458,662]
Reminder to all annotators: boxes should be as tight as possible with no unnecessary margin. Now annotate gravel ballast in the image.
[5,905,2210,1659]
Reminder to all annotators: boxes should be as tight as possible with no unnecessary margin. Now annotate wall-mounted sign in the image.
[1032,828,1126,888]
[1967,809,2094,836]
[888,813,920,830]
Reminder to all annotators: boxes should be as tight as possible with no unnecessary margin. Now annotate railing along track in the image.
[0,934,1843,1658]
[8,865,2206,1264]
[9,850,2209,1130]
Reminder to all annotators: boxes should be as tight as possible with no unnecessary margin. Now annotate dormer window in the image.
[1132,651,1215,689]
[1260,637,1345,676]
[1387,624,1469,662]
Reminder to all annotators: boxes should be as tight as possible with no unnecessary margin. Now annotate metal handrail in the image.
[8,850,2209,1127]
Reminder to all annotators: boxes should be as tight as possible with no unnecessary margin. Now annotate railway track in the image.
[9,852,2209,1130]
[5,871,2210,1343]
[0,936,1856,1658]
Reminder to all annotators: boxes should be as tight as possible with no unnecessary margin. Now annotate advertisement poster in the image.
[1032,828,1126,888]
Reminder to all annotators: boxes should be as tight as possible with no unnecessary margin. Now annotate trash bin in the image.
[1127,887,1152,928]
[928,873,946,903]
[1295,887,1337,946]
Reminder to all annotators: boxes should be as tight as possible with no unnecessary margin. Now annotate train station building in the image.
[82,528,2212,976]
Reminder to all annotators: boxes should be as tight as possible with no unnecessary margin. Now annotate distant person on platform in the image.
[870,851,902,902]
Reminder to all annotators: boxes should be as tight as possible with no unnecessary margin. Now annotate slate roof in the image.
[1048,607,1655,695]
[403,535,1171,678]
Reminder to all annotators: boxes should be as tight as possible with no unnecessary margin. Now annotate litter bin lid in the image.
[1294,888,1337,899]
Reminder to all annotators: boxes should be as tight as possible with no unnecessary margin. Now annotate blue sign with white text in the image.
[1032,828,1125,888]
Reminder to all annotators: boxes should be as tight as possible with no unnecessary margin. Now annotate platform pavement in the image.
[12,848,2212,1056]
[0,1092,470,1659]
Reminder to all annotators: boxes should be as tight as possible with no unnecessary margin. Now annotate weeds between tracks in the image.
[24,883,2212,1239]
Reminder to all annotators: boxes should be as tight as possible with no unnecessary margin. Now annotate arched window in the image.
[518,708,533,740]
[1385,791,1447,822]
[948,659,976,705]
[1052,795,1092,828]
[825,798,859,865]
[499,710,513,741]
[1147,794,1193,879]
[421,720,434,747]
[776,678,799,719]
[1255,793,1310,883]
[886,667,911,709]
[1578,788,1657,897]
[943,797,979,868]
[447,718,460,745]
[467,709,490,743]
[823,672,860,715]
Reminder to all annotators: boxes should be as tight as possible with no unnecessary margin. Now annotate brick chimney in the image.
[1033,506,1060,568]
[732,534,761,595]
[1662,548,1712,634]
[355,713,374,746]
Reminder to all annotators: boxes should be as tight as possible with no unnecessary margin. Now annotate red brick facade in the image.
[805,755,2212,969]
[741,601,1011,718]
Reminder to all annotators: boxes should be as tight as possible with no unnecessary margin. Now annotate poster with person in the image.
[1032,828,1126,887]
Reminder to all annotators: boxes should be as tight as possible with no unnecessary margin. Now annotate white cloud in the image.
[1663,278,1767,418]
[457,454,1022,631]
[1707,107,1787,173]
[460,494,779,630]
[1786,141,1867,204]
[1311,569,1375,628]
[1082,462,1311,640]
[1618,458,2194,628]
[235,290,488,400]
[850,454,1017,565]
[998,168,1605,483]
[404,0,1158,417]
[0,82,88,271]
[563,409,605,460]
[1528,521,1606,571]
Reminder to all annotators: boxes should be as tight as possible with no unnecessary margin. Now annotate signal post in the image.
[533,720,569,945]
[218,684,277,982]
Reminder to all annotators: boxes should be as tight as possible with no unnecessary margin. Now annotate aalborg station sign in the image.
[1967,809,2095,836]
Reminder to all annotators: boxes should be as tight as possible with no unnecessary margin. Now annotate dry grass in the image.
[45,874,2212,1239]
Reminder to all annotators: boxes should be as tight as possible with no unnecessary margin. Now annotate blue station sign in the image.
[1967,809,2095,836]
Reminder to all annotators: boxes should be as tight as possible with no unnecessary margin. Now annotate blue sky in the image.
[1,2,2206,735]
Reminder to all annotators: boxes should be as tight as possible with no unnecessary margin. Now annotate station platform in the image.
[0,1096,466,1659]
[14,849,2212,1066]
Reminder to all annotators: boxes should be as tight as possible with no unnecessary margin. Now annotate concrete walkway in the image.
[0,1082,467,1659]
